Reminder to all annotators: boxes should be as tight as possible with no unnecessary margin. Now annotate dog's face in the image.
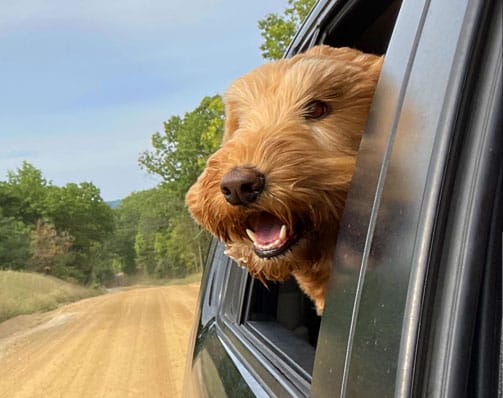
[186,45,382,285]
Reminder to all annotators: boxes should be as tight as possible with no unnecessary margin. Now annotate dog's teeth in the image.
[280,225,287,241]
[250,225,290,252]
[246,229,257,243]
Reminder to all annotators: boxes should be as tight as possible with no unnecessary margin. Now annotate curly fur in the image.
[186,45,382,314]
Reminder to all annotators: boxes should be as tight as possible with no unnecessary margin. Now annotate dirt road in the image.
[0,284,200,398]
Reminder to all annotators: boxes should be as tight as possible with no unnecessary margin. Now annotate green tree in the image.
[0,209,31,270]
[1,163,115,283]
[153,231,171,277]
[110,188,172,275]
[137,96,224,278]
[167,212,209,275]
[139,95,224,199]
[134,232,156,275]
[258,0,316,60]
[109,200,140,275]
[87,241,117,285]
[43,182,115,283]
[45,182,114,253]
[0,161,49,225]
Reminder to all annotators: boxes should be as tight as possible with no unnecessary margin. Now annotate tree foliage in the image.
[0,209,31,270]
[258,0,317,60]
[45,182,114,252]
[0,161,49,225]
[0,163,115,284]
[132,96,225,277]
[139,95,224,199]
[29,219,73,274]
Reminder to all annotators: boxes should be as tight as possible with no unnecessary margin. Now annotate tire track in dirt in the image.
[0,284,200,398]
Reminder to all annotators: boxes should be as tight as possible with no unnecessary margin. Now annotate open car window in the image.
[216,1,404,395]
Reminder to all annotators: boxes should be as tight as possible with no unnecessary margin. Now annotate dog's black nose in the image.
[220,167,265,206]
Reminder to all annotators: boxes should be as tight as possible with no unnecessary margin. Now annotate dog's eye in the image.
[304,100,329,120]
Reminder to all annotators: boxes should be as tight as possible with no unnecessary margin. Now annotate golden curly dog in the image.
[186,45,382,314]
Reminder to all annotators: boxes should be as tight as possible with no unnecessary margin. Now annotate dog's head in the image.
[186,45,382,282]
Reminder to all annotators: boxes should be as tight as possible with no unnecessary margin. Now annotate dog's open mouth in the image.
[245,212,301,258]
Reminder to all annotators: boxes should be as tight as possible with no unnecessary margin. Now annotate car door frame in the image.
[309,0,502,396]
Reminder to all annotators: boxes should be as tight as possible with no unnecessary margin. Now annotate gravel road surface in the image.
[0,284,200,398]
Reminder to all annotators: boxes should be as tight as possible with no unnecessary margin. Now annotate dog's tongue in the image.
[249,213,283,244]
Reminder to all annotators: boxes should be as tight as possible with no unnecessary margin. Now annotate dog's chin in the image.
[227,239,303,279]
[225,228,331,283]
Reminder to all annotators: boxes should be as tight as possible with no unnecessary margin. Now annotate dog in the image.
[186,45,382,315]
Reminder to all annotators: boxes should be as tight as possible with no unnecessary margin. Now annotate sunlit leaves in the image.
[258,0,316,60]
[138,95,224,199]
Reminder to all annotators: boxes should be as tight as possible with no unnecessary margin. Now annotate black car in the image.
[184,0,502,396]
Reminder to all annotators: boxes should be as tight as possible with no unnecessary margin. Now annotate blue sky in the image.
[0,0,289,201]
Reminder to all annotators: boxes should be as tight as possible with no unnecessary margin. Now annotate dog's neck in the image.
[292,253,333,315]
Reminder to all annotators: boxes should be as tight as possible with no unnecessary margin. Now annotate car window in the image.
[217,0,404,395]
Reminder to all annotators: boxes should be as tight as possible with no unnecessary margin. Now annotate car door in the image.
[311,0,502,396]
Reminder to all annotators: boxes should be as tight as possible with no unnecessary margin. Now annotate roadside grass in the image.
[166,272,202,285]
[0,270,103,323]
[118,272,203,288]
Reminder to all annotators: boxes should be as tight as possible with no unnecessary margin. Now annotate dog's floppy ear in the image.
[305,45,383,71]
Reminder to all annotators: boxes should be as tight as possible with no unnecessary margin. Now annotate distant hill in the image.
[106,199,122,209]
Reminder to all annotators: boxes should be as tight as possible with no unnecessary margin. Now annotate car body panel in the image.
[311,0,496,396]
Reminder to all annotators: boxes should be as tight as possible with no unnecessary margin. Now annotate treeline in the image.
[0,96,224,285]
[0,162,114,284]
[0,0,315,286]
[131,95,225,279]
